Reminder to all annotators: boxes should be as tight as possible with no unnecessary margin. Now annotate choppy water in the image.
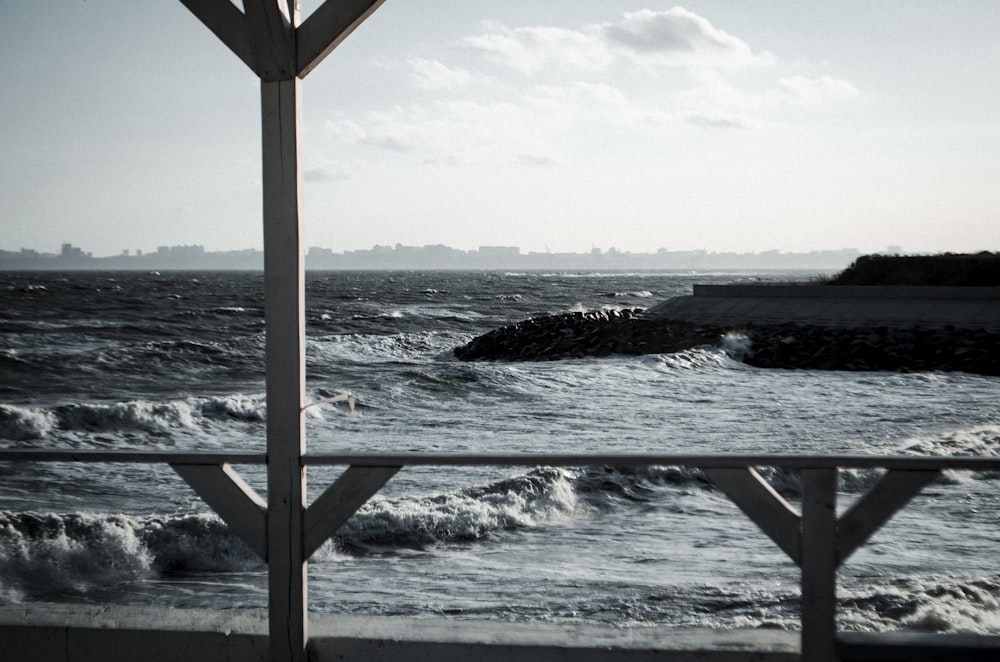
[1,270,998,633]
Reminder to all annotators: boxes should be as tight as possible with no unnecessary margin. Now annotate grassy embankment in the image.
[826,252,1000,286]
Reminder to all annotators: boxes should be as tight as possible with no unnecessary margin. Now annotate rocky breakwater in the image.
[454,310,725,361]
[454,312,1000,377]
[741,323,1000,375]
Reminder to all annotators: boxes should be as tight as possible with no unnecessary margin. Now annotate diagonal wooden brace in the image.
[296,0,388,77]
[303,465,400,559]
[703,467,802,565]
[837,469,940,565]
[171,463,268,561]
[179,0,257,73]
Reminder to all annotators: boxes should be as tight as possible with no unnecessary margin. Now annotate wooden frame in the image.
[1,450,994,661]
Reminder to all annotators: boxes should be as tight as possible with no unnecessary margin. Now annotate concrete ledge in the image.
[838,631,1000,661]
[309,617,800,661]
[692,285,1000,301]
[0,603,268,662]
[642,285,1000,331]
[0,604,799,662]
[4,604,999,661]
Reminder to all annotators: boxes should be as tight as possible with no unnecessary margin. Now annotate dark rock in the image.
[454,310,1000,376]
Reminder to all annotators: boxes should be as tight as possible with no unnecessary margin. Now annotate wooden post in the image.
[177,3,388,659]
[801,469,838,662]
[261,75,307,662]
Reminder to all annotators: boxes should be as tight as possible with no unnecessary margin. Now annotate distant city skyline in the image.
[2,3,997,257]
[1,240,865,272]
[4,240,875,260]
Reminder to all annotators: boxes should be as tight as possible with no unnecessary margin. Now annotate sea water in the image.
[1,270,998,632]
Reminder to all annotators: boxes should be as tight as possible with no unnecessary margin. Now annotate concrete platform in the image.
[4,603,1000,661]
[0,603,799,662]
[641,285,1000,331]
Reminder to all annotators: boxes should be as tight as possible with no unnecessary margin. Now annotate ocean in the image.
[1,270,998,633]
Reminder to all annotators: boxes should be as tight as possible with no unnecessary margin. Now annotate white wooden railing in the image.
[2,449,999,661]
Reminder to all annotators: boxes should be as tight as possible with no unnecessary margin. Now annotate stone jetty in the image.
[454,285,1000,376]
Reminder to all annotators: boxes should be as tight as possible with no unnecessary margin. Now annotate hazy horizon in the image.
[2,3,997,257]
[4,240,869,260]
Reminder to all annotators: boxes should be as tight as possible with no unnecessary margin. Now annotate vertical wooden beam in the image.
[244,0,297,80]
[262,75,307,662]
[179,1,385,658]
[800,469,838,662]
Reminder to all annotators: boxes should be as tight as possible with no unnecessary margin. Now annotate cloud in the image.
[674,71,858,117]
[462,24,611,74]
[684,113,752,129]
[526,82,684,132]
[516,153,558,167]
[406,58,479,91]
[778,75,859,105]
[462,9,768,74]
[601,8,766,69]
[304,166,350,183]
[317,8,860,169]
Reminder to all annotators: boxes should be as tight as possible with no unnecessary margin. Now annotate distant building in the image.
[478,246,520,257]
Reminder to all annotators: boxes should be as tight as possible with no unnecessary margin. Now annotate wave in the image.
[840,574,1000,634]
[0,511,259,601]
[333,467,578,551]
[0,395,269,443]
[603,290,655,298]
[567,424,1000,503]
[2,455,999,627]
[311,330,468,366]
[0,405,57,441]
[0,468,580,598]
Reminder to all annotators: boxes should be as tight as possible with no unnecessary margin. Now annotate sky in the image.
[1,1,998,257]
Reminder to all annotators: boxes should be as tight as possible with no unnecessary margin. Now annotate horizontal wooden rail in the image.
[0,450,266,464]
[2,448,997,662]
[2,450,998,471]
[301,453,1000,471]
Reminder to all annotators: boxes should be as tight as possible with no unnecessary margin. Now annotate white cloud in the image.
[778,75,859,106]
[304,166,350,183]
[317,9,860,170]
[406,58,479,91]
[462,24,611,74]
[600,8,768,69]
[323,118,366,141]
[526,82,684,132]
[462,9,769,74]
[517,153,558,167]
[674,71,858,118]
